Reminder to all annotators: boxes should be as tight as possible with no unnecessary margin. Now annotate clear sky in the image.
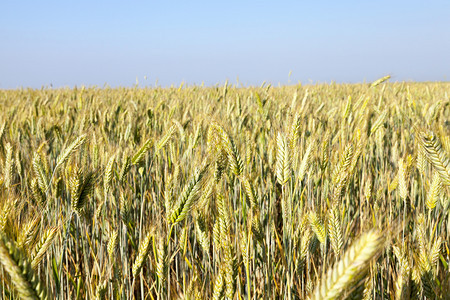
[1,1,449,88]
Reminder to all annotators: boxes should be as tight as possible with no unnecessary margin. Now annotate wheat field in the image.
[0,78,449,299]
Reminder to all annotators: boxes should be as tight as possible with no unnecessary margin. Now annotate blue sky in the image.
[1,1,449,88]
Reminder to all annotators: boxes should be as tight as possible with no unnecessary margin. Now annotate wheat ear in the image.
[132,231,152,277]
[70,167,96,216]
[276,133,291,185]
[426,172,442,210]
[103,154,115,195]
[419,131,450,186]
[311,230,384,300]
[370,75,391,88]
[169,165,207,224]
[131,138,152,165]
[156,124,176,152]
[0,233,50,299]
[55,134,87,169]
[30,226,58,269]
[4,143,14,189]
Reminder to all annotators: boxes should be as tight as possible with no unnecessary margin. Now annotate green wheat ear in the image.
[131,138,153,165]
[0,233,50,299]
[55,134,87,169]
[70,167,96,216]
[169,165,208,224]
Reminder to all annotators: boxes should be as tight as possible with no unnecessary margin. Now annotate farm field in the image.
[0,79,449,299]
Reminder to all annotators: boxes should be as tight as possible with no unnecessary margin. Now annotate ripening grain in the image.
[0,80,449,299]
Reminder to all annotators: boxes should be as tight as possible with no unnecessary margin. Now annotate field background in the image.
[0,80,449,299]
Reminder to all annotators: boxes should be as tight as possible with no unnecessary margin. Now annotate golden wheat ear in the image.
[31,226,58,269]
[0,233,50,299]
[132,231,152,277]
[311,230,385,300]
[419,130,450,186]
[55,134,87,169]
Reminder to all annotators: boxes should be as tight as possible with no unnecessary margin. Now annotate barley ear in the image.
[17,218,40,251]
[222,133,244,177]
[241,176,258,208]
[195,215,210,253]
[393,245,411,300]
[0,122,6,145]
[214,149,228,183]
[370,110,387,136]
[32,153,49,196]
[154,235,166,285]
[118,155,131,183]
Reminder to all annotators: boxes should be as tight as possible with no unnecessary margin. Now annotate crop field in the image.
[0,79,449,299]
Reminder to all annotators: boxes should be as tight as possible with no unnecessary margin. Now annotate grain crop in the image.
[0,79,449,299]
